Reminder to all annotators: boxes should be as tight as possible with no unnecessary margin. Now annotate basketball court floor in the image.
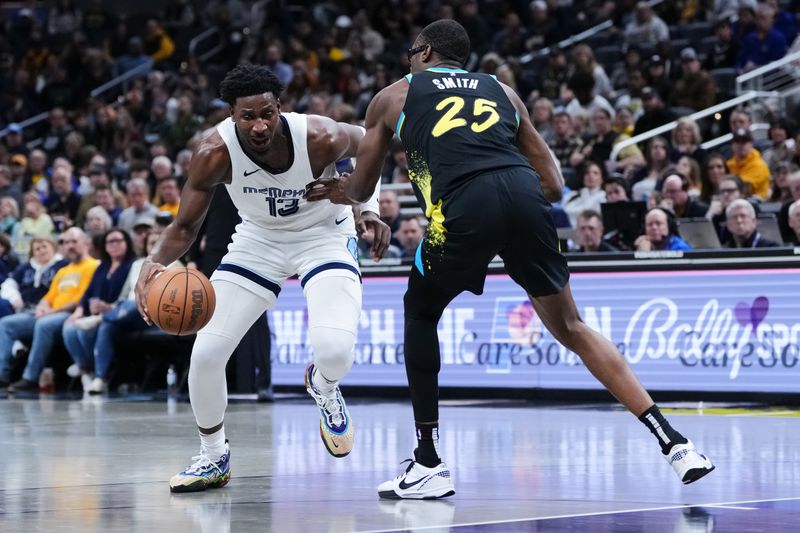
[0,394,797,532]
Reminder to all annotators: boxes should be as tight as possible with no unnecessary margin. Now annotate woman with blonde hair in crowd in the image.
[671,117,706,163]
[11,192,55,257]
[0,237,65,319]
[571,43,613,100]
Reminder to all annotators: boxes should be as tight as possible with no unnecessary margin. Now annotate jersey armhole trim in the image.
[395,111,406,141]
[405,74,413,83]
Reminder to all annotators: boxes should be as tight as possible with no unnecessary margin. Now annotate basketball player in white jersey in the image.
[134,64,391,493]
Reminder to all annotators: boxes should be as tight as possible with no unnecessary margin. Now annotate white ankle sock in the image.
[312,367,337,395]
[199,426,226,458]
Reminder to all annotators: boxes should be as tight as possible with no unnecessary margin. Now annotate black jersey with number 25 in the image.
[396,68,532,206]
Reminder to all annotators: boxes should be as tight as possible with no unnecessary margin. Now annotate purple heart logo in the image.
[734,297,769,329]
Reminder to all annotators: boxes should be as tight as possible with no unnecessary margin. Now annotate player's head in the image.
[219,64,285,154]
[408,19,470,73]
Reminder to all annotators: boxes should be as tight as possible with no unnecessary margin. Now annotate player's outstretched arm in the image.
[500,83,564,202]
[135,132,230,323]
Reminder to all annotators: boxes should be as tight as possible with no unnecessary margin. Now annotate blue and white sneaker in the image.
[664,439,715,484]
[305,363,354,457]
[169,441,231,493]
[378,456,455,500]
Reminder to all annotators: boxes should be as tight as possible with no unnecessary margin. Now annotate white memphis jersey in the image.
[216,113,351,233]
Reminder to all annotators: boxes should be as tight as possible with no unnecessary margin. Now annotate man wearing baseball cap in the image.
[670,48,717,111]
[726,128,771,199]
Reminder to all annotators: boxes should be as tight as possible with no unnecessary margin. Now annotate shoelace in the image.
[393,459,415,481]
[311,389,345,427]
[186,452,222,475]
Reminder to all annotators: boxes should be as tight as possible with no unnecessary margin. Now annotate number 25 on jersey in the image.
[432,97,500,137]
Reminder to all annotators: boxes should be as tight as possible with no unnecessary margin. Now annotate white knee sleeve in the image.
[189,280,273,429]
[304,275,361,382]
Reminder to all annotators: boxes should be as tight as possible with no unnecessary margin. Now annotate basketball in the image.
[145,267,216,335]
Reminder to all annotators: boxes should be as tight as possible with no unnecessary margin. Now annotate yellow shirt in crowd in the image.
[160,203,180,217]
[43,257,100,310]
[726,149,771,200]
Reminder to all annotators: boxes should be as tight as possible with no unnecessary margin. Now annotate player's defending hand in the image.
[135,259,166,325]
[356,211,391,261]
[303,174,355,205]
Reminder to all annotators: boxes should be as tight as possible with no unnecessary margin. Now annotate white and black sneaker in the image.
[664,439,715,484]
[378,458,455,500]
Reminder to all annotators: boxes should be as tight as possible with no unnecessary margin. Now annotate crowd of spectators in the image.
[0,1,799,393]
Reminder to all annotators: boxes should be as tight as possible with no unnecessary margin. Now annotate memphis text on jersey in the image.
[242,186,304,217]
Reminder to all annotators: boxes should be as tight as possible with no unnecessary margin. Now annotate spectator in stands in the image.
[114,37,153,77]
[263,42,293,86]
[549,110,583,169]
[157,176,181,217]
[704,18,739,71]
[671,118,706,164]
[0,164,24,209]
[94,185,121,226]
[724,199,780,248]
[671,48,718,112]
[762,119,795,174]
[571,108,618,167]
[633,87,675,136]
[492,12,527,56]
[75,164,125,225]
[729,109,752,133]
[612,105,635,137]
[563,162,607,227]
[531,97,556,146]
[737,3,788,73]
[144,19,175,63]
[3,124,29,157]
[0,234,19,281]
[624,2,670,50]
[778,172,800,242]
[25,150,50,197]
[46,166,81,233]
[12,193,55,258]
[603,176,630,202]
[379,190,402,234]
[0,197,20,236]
[645,54,672,102]
[537,48,570,101]
[574,210,618,252]
[611,46,643,92]
[3,227,99,392]
[63,228,136,394]
[765,0,798,44]
[770,161,796,203]
[630,136,670,201]
[675,156,703,197]
[396,216,425,258]
[0,237,65,321]
[726,128,771,199]
[707,175,752,241]
[84,205,113,240]
[635,208,692,251]
[571,44,613,100]
[169,95,204,149]
[118,178,159,234]
[660,173,709,218]
[565,71,614,133]
[787,199,800,245]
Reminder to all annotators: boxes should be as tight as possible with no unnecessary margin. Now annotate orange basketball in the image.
[145,267,216,335]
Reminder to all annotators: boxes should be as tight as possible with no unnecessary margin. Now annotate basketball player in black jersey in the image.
[307,19,714,499]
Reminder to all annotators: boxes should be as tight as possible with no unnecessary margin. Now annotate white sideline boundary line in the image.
[358,495,800,533]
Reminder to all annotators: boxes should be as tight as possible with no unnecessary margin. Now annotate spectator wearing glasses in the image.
[723,199,780,248]
[706,175,754,241]
[659,173,709,218]
[62,228,136,394]
[1,227,98,392]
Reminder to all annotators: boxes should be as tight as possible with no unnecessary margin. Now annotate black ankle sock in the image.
[415,423,441,467]
[638,404,688,454]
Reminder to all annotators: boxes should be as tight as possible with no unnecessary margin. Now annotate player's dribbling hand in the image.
[303,174,354,205]
[357,211,391,261]
[135,259,166,325]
